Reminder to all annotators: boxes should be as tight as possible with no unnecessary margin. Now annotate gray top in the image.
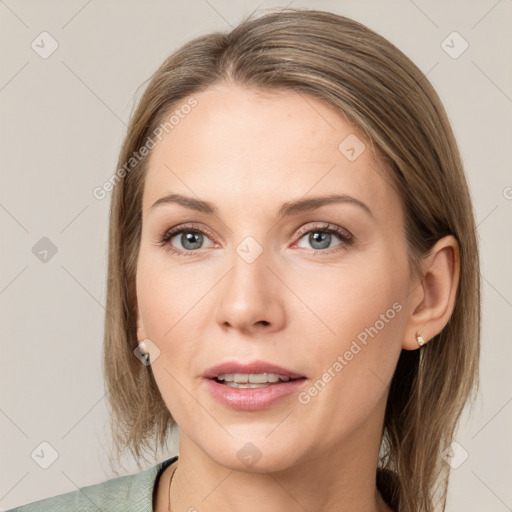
[6,455,178,512]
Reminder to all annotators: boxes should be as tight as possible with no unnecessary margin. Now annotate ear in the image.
[402,235,460,350]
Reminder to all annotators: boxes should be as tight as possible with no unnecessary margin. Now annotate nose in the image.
[215,243,286,335]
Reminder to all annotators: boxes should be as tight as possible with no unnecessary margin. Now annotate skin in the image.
[135,82,460,512]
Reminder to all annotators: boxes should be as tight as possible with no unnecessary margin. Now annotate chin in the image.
[203,436,304,474]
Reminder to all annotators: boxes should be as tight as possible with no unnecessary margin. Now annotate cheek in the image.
[293,255,406,353]
[136,249,212,341]
[135,250,220,415]
[291,250,408,419]
[136,254,203,418]
[292,261,406,435]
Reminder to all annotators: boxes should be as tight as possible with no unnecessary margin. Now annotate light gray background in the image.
[1,0,511,510]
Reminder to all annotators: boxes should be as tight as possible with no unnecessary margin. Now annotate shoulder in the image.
[6,456,177,512]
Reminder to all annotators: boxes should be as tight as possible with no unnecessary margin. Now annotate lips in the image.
[203,366,308,410]
[203,360,306,380]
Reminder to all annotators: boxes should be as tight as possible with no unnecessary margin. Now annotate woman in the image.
[9,7,480,512]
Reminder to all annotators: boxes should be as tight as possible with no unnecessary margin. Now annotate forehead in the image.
[142,83,398,218]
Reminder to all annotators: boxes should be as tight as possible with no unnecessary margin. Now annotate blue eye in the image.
[159,223,214,256]
[294,223,353,252]
[158,222,353,256]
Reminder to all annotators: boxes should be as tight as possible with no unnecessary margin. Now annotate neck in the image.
[168,454,392,512]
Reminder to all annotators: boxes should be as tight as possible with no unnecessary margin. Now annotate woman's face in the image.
[136,83,412,471]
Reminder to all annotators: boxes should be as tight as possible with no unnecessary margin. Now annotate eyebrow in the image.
[149,193,373,218]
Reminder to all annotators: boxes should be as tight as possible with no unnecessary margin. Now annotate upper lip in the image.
[203,360,306,379]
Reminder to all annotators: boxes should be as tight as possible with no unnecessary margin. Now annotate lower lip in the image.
[204,378,307,411]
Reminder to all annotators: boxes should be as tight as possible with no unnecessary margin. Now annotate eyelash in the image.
[157,222,353,256]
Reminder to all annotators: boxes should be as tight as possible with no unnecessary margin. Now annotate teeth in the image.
[225,382,272,389]
[217,373,292,384]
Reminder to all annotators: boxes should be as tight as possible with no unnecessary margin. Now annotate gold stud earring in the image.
[416,331,425,347]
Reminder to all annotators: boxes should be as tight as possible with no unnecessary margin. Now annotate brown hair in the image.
[102,8,480,512]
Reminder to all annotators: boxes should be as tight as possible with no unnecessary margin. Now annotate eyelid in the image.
[294,222,353,241]
[161,222,215,241]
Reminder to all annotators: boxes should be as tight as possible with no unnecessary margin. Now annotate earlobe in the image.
[402,235,460,350]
